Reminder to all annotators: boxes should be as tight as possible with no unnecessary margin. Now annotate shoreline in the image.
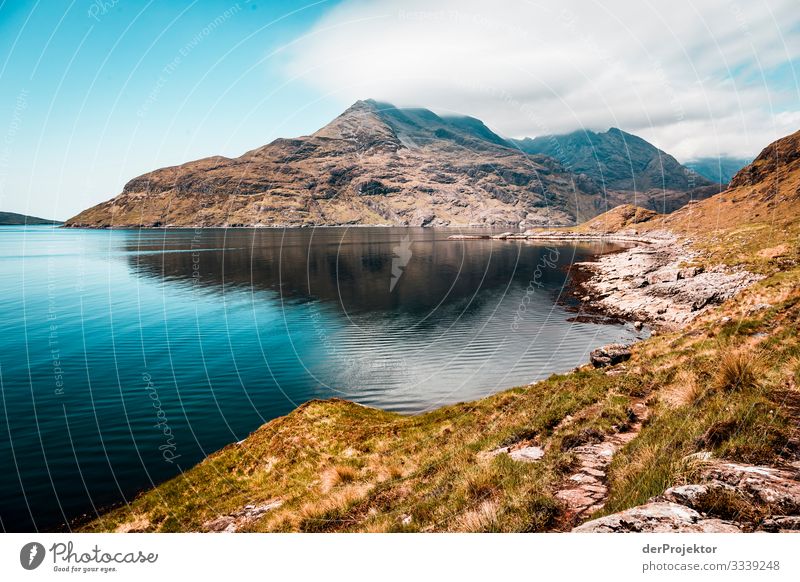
[450,229,761,331]
[78,226,777,533]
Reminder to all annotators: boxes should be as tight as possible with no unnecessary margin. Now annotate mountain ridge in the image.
[511,128,719,213]
[66,101,716,228]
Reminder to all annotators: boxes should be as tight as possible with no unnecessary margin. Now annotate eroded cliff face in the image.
[67,100,605,229]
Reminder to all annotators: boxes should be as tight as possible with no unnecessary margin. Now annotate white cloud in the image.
[285,0,800,159]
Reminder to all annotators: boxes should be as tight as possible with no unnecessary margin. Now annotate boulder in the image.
[572,501,742,532]
[699,461,800,513]
[589,343,632,367]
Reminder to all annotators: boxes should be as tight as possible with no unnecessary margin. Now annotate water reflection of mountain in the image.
[124,228,602,313]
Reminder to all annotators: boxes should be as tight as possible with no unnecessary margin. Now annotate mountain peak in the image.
[313,100,511,152]
[512,127,713,198]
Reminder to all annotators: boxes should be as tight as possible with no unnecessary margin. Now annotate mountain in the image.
[684,156,752,184]
[80,128,800,534]
[67,100,607,229]
[660,127,800,235]
[511,128,720,213]
[588,128,800,242]
[0,211,61,225]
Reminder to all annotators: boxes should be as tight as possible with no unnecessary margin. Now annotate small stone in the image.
[509,446,545,462]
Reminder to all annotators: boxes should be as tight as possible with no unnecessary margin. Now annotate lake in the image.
[0,225,640,531]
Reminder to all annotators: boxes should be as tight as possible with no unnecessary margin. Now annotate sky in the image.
[1,0,798,220]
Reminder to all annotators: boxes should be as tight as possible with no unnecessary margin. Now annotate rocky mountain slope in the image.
[82,128,800,533]
[66,101,718,229]
[512,128,720,213]
[66,100,607,229]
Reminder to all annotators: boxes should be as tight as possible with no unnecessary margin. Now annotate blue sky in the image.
[1,0,798,220]
[0,0,345,219]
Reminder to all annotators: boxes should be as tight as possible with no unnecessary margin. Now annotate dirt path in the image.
[554,399,649,522]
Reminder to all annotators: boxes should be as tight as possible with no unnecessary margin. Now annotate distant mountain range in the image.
[684,157,752,184]
[0,211,61,225]
[511,129,721,213]
[66,100,722,228]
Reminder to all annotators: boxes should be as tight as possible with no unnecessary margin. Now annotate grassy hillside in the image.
[0,211,61,225]
[83,130,800,533]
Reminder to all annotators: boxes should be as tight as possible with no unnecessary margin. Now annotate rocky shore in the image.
[569,231,761,329]
[450,228,762,330]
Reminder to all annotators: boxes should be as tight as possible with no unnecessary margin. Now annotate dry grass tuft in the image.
[714,348,763,392]
[320,464,359,492]
[662,369,704,407]
[455,500,500,532]
[298,484,370,532]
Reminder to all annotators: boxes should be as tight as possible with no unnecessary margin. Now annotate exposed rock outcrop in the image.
[572,501,742,532]
[203,499,284,533]
[573,233,761,329]
[574,459,800,533]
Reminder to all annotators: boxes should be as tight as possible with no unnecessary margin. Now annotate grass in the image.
[83,272,800,533]
[714,348,763,392]
[80,262,800,533]
[80,178,800,532]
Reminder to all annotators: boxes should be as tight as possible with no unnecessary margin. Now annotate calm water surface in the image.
[0,225,640,531]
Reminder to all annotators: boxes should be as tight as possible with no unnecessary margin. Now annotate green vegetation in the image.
[84,132,800,532]
[82,262,800,532]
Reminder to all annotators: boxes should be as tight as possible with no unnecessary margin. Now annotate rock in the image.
[572,501,742,532]
[589,343,632,367]
[699,461,800,513]
[760,516,800,532]
[572,235,761,329]
[202,499,283,532]
[203,516,236,533]
[647,268,681,284]
[509,446,545,462]
[483,443,544,463]
[633,321,644,330]
[661,484,723,508]
[448,234,490,240]
[679,266,702,279]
